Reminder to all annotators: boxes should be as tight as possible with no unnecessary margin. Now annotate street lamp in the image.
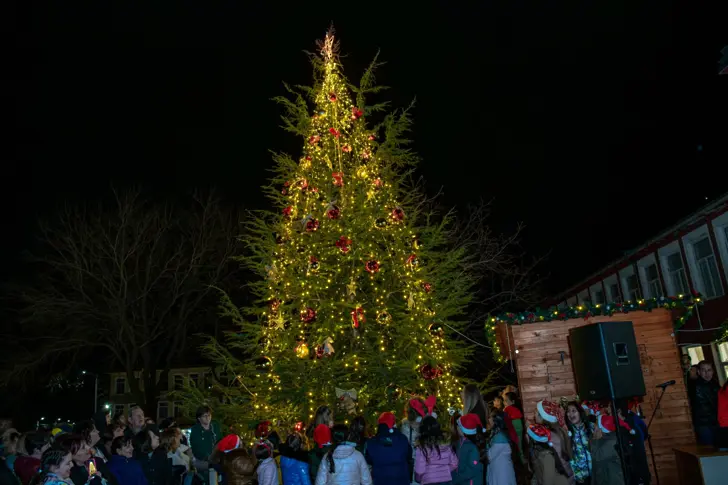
[82,370,99,414]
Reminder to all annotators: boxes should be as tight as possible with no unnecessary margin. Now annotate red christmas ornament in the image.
[368,134,376,141]
[305,155,312,161]
[365,260,380,273]
[329,127,340,138]
[351,107,363,120]
[422,282,433,293]
[294,421,304,433]
[309,256,320,271]
[327,206,340,219]
[391,207,405,222]
[329,92,337,102]
[269,298,281,313]
[332,172,344,187]
[406,254,419,267]
[255,421,271,438]
[309,135,320,145]
[299,179,309,190]
[342,144,352,153]
[306,218,320,232]
[301,307,317,323]
[419,364,443,380]
[373,178,383,188]
[282,206,292,219]
[335,236,352,253]
[361,150,371,159]
[351,307,366,328]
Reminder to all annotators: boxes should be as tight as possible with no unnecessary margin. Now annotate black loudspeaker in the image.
[569,321,646,400]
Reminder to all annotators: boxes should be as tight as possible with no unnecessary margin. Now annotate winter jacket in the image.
[591,434,623,485]
[280,455,311,485]
[137,449,173,485]
[108,455,149,485]
[308,445,331,483]
[533,448,570,485]
[486,432,515,485]
[314,444,372,485]
[452,438,483,485]
[690,377,719,426]
[13,455,41,485]
[256,458,278,485]
[399,420,420,483]
[414,445,458,485]
[718,384,728,428]
[548,432,574,485]
[189,423,222,462]
[365,430,411,485]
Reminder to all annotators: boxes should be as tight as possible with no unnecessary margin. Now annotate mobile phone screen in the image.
[87,459,97,475]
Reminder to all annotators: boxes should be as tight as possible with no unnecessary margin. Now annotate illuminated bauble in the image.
[327,206,340,219]
[335,236,352,253]
[309,256,320,272]
[301,307,317,323]
[299,179,309,190]
[294,341,309,359]
[329,127,340,138]
[368,134,376,141]
[373,178,383,188]
[406,254,419,267]
[282,206,292,219]
[376,311,392,324]
[269,298,281,313]
[365,260,380,273]
[391,207,405,222]
[422,282,433,293]
[374,218,387,229]
[419,364,443,380]
[258,336,271,350]
[411,235,421,250]
[332,172,344,187]
[309,135,320,145]
[329,92,337,102]
[305,218,320,232]
[351,307,366,329]
[255,356,273,372]
[294,421,304,432]
[342,144,352,153]
[351,106,363,120]
[428,323,444,337]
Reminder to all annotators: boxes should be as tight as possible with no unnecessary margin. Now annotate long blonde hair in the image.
[462,385,489,424]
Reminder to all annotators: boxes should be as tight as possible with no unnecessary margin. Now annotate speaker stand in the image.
[643,387,668,485]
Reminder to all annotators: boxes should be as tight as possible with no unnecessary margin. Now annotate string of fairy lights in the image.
[243,31,464,424]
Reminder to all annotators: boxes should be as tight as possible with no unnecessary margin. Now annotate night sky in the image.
[8,2,728,297]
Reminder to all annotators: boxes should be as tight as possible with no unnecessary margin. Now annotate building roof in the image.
[552,191,728,301]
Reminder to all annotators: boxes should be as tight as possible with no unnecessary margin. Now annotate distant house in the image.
[550,192,728,382]
[108,367,211,422]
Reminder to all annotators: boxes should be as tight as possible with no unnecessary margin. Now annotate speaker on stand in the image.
[570,321,647,485]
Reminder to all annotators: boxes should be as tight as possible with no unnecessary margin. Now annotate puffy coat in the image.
[256,458,278,485]
[280,454,312,485]
[414,445,458,485]
[690,378,719,426]
[365,430,411,485]
[314,444,372,485]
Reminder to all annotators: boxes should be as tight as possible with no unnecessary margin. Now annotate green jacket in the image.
[189,421,222,461]
[453,439,483,485]
[308,445,331,482]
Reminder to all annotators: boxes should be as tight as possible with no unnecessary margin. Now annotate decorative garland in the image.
[485,293,703,363]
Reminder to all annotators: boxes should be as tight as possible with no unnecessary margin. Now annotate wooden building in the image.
[495,308,695,485]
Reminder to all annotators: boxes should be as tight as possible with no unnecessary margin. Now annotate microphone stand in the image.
[644,385,669,485]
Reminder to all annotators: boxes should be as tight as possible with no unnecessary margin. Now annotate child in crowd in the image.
[591,415,634,485]
[309,425,332,482]
[401,396,437,485]
[219,446,256,485]
[453,414,484,485]
[29,449,74,485]
[314,424,371,485]
[365,412,411,485]
[279,432,311,485]
[414,416,458,485]
[254,439,278,485]
[485,411,516,485]
[502,392,524,463]
[347,417,368,455]
[306,407,334,440]
[528,424,571,485]
[493,396,504,412]
[534,400,574,484]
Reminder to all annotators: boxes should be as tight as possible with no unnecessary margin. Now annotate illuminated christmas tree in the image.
[197,30,480,432]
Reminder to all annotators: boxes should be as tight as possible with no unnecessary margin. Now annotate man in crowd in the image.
[690,360,720,445]
[125,406,147,439]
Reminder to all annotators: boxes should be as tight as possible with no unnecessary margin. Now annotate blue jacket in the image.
[108,455,149,485]
[365,429,411,485]
[280,455,311,485]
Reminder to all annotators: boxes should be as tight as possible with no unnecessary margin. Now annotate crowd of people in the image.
[681,357,728,447]
[0,383,663,485]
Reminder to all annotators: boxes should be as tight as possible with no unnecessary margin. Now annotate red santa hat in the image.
[378,412,397,433]
[216,434,241,453]
[598,415,635,435]
[536,400,566,429]
[527,424,552,447]
[313,424,332,448]
[457,413,483,435]
[581,401,601,416]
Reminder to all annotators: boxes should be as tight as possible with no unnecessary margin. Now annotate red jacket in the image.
[504,405,523,444]
[719,384,728,428]
[14,455,41,485]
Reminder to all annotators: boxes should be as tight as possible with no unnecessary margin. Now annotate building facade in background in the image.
[552,193,728,382]
[108,367,210,422]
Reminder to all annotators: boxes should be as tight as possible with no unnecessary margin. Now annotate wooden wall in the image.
[496,309,694,485]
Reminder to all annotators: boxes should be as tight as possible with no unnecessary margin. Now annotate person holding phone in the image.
[53,434,109,485]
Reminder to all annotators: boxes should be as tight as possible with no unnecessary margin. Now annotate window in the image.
[718,343,728,383]
[625,274,642,301]
[174,402,183,417]
[174,375,184,390]
[685,346,705,365]
[158,401,169,420]
[115,377,126,395]
[644,263,662,298]
[693,237,723,298]
[666,252,689,295]
[609,283,621,302]
[189,373,200,388]
[592,289,605,305]
[113,404,125,417]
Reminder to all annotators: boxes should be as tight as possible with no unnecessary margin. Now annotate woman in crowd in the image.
[485,411,516,485]
[14,431,52,485]
[107,437,148,485]
[29,449,74,485]
[346,417,368,455]
[528,424,571,485]
[308,425,332,482]
[452,414,485,485]
[565,402,592,485]
[591,415,633,485]
[218,446,255,485]
[533,400,574,484]
[306,407,334,441]
[54,433,111,485]
[134,429,172,485]
[413,416,457,485]
[279,432,311,485]
[314,424,371,485]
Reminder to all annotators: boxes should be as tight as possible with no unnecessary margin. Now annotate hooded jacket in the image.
[279,446,311,485]
[314,444,372,485]
[365,427,411,485]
